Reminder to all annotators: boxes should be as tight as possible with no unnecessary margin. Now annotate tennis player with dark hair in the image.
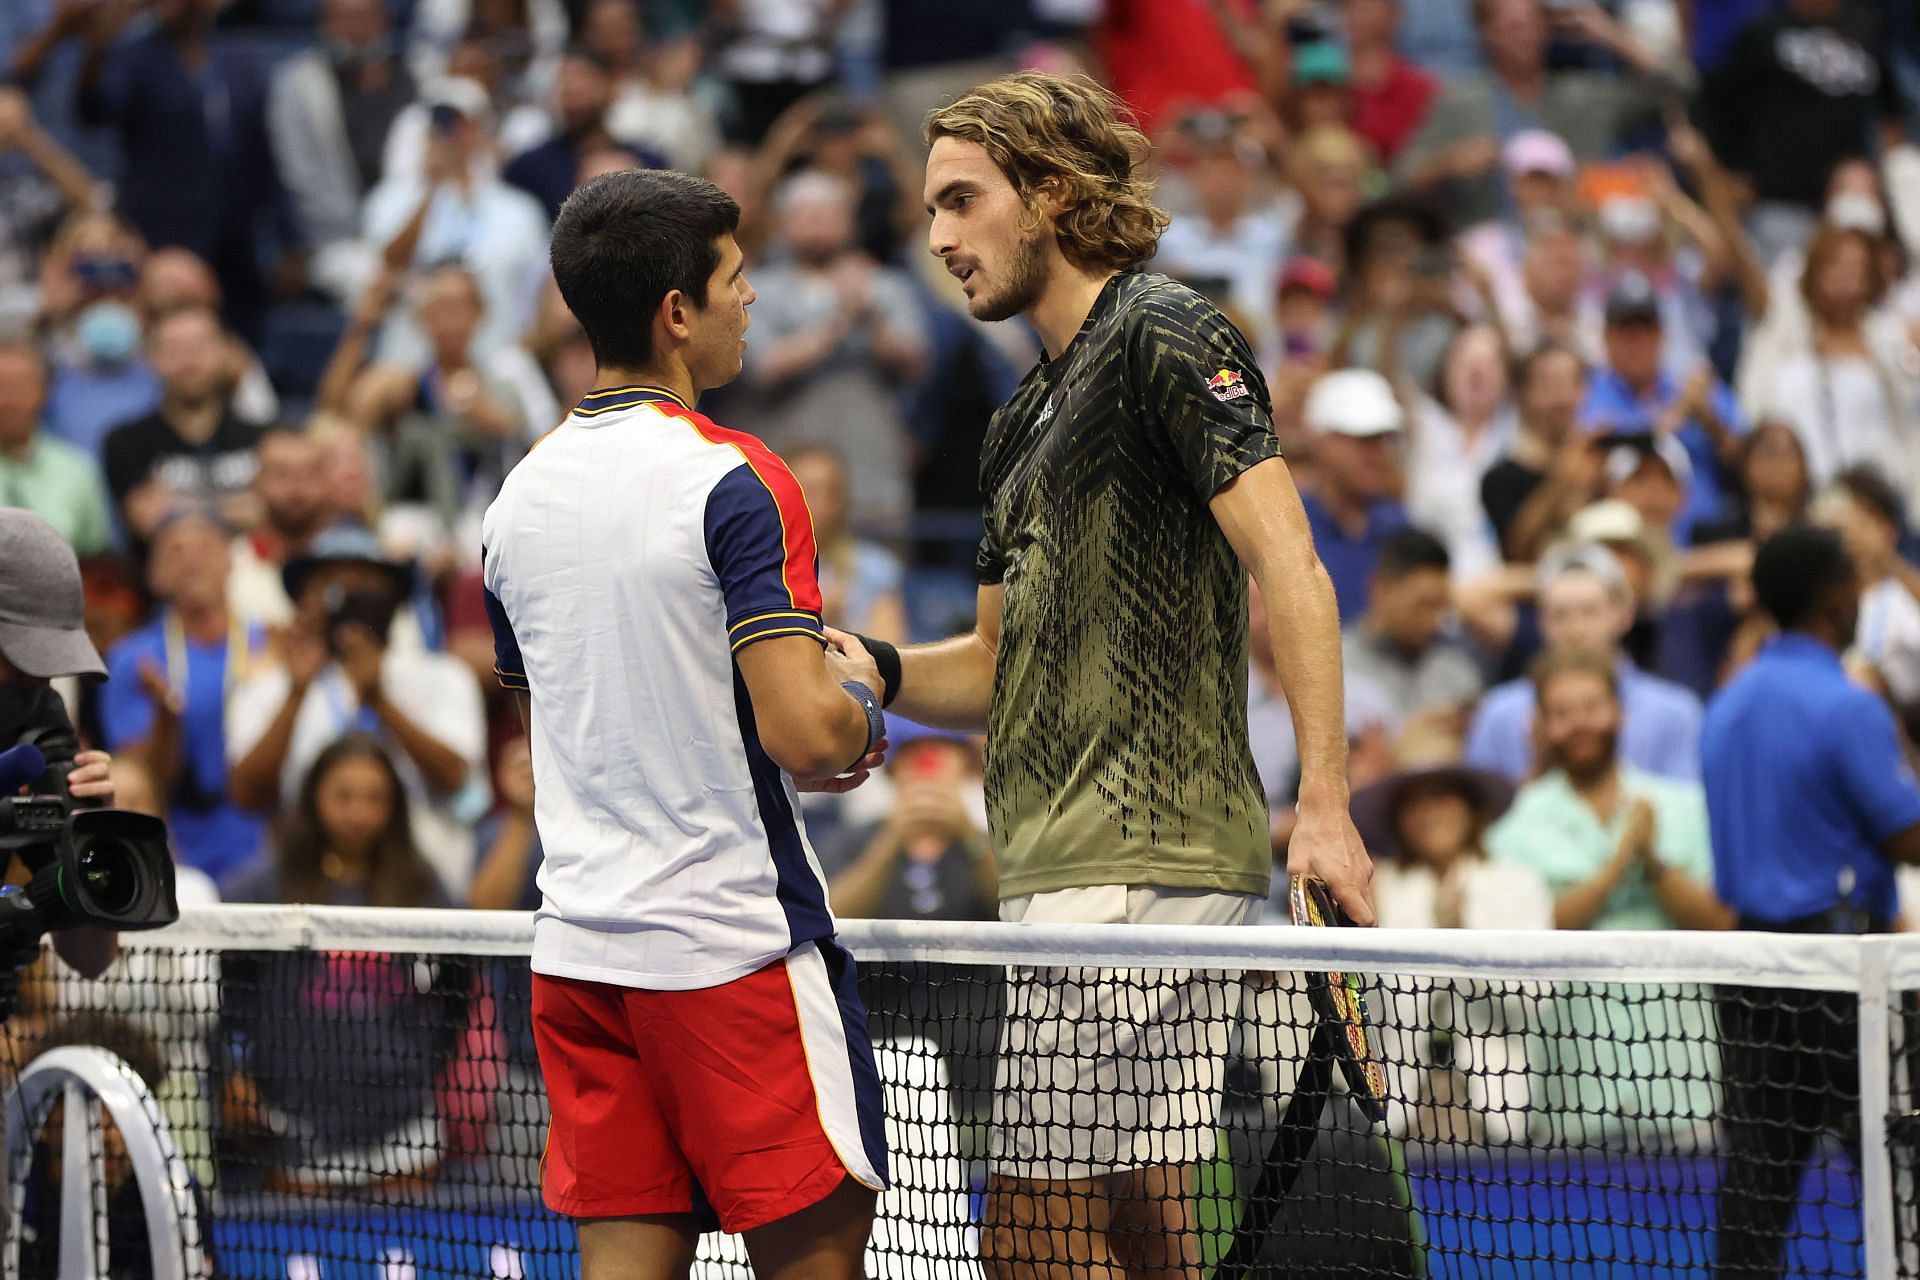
[1705,525,1920,1277]
[827,73,1371,1277]
[481,169,890,1280]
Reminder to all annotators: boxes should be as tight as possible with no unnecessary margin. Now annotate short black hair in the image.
[1752,525,1854,631]
[1375,527,1451,583]
[1836,464,1905,531]
[550,169,740,370]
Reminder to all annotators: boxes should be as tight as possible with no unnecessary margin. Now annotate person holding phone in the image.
[821,721,996,923]
[224,522,486,897]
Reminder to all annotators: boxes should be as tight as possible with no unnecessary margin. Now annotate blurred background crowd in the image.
[3,0,1920,1148]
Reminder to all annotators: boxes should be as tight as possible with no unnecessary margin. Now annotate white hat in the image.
[422,76,494,128]
[1566,498,1650,549]
[1305,368,1403,437]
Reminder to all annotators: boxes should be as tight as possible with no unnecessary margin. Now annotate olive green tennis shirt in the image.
[976,272,1280,899]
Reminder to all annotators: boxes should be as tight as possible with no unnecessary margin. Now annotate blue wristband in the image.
[841,680,885,764]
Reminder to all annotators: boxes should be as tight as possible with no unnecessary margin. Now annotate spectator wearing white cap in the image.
[1298,368,1412,623]
[1465,541,1703,783]
[357,78,550,362]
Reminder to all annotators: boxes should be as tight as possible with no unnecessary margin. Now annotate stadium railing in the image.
[7,905,1920,1279]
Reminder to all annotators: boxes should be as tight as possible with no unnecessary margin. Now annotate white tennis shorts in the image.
[989,884,1260,1181]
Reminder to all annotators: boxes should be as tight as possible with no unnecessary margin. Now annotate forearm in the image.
[128,714,186,797]
[1552,851,1631,930]
[314,323,376,416]
[372,695,470,793]
[890,633,996,731]
[826,829,905,919]
[1648,863,1736,930]
[1257,553,1348,801]
[470,813,537,910]
[17,126,95,210]
[1506,479,1584,562]
[229,693,304,812]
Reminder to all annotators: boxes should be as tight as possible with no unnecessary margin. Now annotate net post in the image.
[1861,935,1897,1280]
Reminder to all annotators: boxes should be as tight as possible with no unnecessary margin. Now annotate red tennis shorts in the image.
[531,937,888,1232]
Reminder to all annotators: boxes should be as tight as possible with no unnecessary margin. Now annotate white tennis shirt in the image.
[480,386,839,991]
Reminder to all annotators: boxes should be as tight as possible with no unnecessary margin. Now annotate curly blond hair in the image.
[925,72,1170,272]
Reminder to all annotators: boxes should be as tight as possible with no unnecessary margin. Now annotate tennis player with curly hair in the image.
[825,73,1374,1277]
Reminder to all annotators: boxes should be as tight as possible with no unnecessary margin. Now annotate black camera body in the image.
[0,727,179,949]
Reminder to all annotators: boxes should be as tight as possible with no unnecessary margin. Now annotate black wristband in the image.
[841,679,885,762]
[856,634,901,708]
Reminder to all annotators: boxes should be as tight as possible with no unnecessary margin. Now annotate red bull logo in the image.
[1207,367,1249,402]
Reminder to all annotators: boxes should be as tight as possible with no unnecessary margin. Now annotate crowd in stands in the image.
[2,0,1920,1157]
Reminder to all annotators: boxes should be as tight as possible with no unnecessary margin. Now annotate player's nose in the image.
[928,214,955,259]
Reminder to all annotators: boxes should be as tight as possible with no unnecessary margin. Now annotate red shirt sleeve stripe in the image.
[665,404,824,615]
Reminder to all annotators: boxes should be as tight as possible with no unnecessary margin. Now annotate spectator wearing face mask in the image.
[267,0,416,303]
[0,340,111,556]
[39,212,161,461]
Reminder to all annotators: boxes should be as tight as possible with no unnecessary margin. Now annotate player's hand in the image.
[796,740,888,794]
[66,750,114,805]
[824,630,882,700]
[1288,792,1375,925]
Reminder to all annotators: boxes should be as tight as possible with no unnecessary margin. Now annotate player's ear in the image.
[658,288,693,344]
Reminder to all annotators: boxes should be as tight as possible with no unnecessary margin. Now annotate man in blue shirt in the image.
[1702,525,1920,1278]
[1579,272,1744,542]
[99,506,265,886]
[1298,369,1411,624]
[1466,542,1702,782]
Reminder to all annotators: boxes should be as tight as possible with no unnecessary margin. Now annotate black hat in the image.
[282,522,415,606]
[1350,764,1515,859]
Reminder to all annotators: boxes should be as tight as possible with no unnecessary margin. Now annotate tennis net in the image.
[7,905,1920,1279]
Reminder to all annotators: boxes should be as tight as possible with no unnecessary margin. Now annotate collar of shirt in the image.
[1757,631,1842,670]
[1039,271,1129,367]
[1586,366,1677,425]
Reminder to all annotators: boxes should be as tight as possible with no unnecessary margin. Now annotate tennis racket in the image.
[1214,875,1388,1279]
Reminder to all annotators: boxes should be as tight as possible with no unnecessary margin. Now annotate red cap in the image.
[1278,257,1337,300]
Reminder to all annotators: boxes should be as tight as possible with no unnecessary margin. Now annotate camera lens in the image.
[74,840,141,916]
